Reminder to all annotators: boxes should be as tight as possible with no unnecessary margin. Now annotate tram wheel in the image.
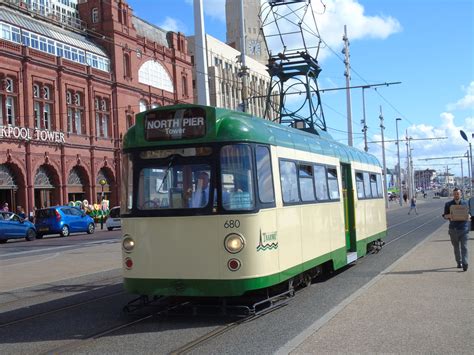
[302,273,312,288]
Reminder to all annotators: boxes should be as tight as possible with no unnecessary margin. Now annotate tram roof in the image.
[124,105,380,167]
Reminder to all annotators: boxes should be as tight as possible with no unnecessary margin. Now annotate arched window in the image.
[182,76,188,97]
[95,96,110,138]
[138,61,174,92]
[126,115,134,129]
[66,90,84,134]
[151,102,160,109]
[5,78,13,92]
[139,99,148,113]
[123,52,131,78]
[33,84,40,98]
[91,8,99,23]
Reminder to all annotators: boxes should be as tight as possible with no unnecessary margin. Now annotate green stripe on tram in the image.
[124,233,384,297]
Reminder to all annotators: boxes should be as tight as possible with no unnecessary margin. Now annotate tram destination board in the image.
[145,108,206,141]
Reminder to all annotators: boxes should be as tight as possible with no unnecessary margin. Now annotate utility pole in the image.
[405,130,411,200]
[238,0,249,112]
[343,25,353,147]
[396,118,402,206]
[379,106,388,208]
[362,86,368,152]
[193,0,210,106]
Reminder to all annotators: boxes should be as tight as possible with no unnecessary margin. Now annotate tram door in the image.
[341,164,356,252]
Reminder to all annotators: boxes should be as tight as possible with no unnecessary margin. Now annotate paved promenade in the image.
[280,222,474,354]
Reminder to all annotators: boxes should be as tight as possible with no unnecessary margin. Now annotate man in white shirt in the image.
[191,172,210,207]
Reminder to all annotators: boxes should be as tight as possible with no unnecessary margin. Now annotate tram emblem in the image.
[257,231,278,252]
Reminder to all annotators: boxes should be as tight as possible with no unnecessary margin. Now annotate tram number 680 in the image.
[224,220,240,229]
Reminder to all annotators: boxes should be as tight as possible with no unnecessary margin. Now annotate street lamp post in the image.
[460,130,473,196]
[99,178,107,230]
[396,118,402,206]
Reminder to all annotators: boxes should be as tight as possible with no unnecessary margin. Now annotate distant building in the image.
[414,169,436,189]
[225,0,268,65]
[0,0,192,213]
[188,34,276,120]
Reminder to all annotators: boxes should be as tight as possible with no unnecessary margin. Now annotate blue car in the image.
[35,206,95,238]
[0,211,37,243]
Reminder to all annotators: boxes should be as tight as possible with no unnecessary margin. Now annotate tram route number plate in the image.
[449,205,469,221]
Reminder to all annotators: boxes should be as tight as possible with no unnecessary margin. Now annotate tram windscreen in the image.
[137,163,212,210]
[220,144,255,211]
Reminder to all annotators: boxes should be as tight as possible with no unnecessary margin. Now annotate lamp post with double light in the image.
[460,130,473,196]
[396,118,402,206]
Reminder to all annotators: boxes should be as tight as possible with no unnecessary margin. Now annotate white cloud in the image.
[259,0,401,61]
[159,16,186,33]
[447,81,474,111]
[370,111,474,176]
[313,0,402,61]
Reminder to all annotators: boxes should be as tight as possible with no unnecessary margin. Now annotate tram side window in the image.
[355,172,365,199]
[221,144,255,210]
[256,146,275,204]
[376,174,383,198]
[121,153,133,213]
[370,174,378,197]
[299,164,315,202]
[280,160,299,203]
[314,165,329,201]
[363,172,371,198]
[327,168,340,199]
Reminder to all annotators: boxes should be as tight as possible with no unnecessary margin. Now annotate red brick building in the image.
[0,0,192,216]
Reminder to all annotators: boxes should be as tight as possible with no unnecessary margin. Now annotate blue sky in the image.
[128,0,474,177]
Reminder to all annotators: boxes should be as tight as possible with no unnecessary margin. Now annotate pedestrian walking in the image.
[1,202,9,211]
[442,188,469,271]
[408,196,418,215]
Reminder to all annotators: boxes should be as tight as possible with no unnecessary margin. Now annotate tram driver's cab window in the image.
[137,162,213,210]
[220,144,255,211]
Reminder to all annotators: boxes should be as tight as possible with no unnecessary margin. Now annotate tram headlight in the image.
[122,235,135,252]
[224,233,245,254]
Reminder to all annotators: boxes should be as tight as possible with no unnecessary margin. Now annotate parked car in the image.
[0,211,37,243]
[35,206,95,238]
[105,206,121,231]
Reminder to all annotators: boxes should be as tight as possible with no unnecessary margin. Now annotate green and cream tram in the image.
[121,104,386,297]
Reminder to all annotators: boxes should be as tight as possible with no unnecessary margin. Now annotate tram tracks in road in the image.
[168,303,286,355]
[383,200,447,251]
[0,288,127,328]
[0,273,123,309]
[35,297,194,355]
[34,295,286,355]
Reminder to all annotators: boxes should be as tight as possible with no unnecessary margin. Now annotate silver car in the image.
[105,206,121,231]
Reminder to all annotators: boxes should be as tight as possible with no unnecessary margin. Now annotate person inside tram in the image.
[190,171,210,208]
